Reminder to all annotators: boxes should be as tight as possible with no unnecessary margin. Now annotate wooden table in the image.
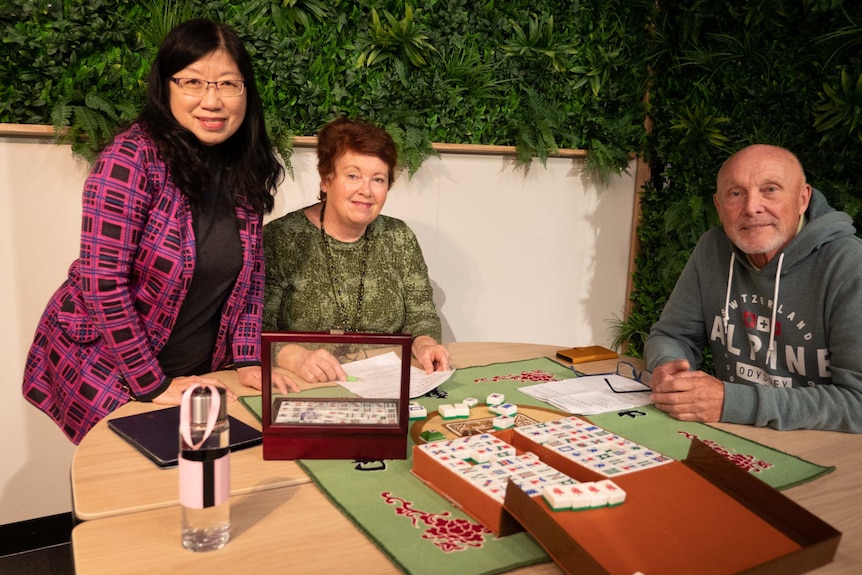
[70,370,309,521]
[71,342,862,574]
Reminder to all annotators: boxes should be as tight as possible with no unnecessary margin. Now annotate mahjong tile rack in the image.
[411,414,840,575]
[409,401,567,445]
[260,331,412,460]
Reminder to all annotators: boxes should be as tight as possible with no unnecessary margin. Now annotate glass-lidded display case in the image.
[261,331,412,460]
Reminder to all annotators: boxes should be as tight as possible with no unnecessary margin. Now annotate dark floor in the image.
[0,543,74,575]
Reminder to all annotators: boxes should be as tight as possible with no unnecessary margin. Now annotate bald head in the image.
[717,145,806,190]
[713,144,811,268]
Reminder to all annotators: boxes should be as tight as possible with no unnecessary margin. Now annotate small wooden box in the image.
[261,331,412,460]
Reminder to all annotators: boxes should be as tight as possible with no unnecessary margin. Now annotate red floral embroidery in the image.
[474,369,559,384]
[381,492,490,552]
[678,431,774,473]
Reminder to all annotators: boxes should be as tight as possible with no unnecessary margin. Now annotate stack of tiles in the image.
[275,400,399,425]
[415,433,577,503]
[513,416,673,477]
[542,479,626,511]
[413,430,633,534]
[438,402,470,419]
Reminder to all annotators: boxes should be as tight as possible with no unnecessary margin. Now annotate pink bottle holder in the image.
[179,384,230,509]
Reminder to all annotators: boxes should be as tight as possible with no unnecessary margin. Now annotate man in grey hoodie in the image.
[645,144,862,432]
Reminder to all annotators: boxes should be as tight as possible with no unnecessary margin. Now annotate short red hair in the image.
[316,117,398,190]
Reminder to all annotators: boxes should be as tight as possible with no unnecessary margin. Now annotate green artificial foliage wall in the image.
[0,0,652,178]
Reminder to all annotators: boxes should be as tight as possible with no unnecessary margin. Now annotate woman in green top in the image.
[263,117,450,382]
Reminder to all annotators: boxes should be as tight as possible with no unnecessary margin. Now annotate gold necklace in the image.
[319,200,370,332]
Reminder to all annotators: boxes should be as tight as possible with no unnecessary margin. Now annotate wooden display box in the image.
[261,331,412,460]
[504,439,841,575]
[412,418,840,575]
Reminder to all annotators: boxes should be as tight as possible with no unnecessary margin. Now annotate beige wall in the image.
[1,137,85,524]
[0,135,635,525]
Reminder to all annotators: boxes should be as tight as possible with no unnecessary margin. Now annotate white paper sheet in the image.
[339,351,454,398]
[518,374,652,415]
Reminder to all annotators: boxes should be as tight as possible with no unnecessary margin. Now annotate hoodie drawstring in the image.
[723,252,735,337]
[765,253,784,366]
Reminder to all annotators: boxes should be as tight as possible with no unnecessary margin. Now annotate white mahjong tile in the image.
[601,457,629,468]
[470,447,494,463]
[596,479,626,506]
[516,428,552,443]
[584,482,609,508]
[500,463,526,475]
[545,474,578,488]
[486,486,507,503]
[543,484,574,510]
[518,483,543,497]
[496,402,517,416]
[434,455,460,466]
[561,416,589,426]
[473,433,497,443]
[438,404,457,418]
[443,459,472,471]
[486,392,505,405]
[408,402,427,419]
[493,415,515,430]
[462,472,493,485]
[494,445,518,458]
[568,483,592,510]
[544,439,567,449]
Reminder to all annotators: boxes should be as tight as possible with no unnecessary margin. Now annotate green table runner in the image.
[241,357,833,575]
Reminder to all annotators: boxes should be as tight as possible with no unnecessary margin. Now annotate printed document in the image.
[518,374,652,415]
[340,351,453,398]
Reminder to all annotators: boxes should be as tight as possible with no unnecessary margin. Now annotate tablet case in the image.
[108,406,262,468]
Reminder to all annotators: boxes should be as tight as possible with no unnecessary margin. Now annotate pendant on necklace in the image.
[320,200,370,332]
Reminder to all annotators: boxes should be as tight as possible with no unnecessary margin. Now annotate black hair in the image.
[138,19,282,214]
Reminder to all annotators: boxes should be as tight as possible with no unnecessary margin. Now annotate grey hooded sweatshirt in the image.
[645,189,862,432]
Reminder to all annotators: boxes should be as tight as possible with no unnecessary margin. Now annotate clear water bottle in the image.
[179,385,231,552]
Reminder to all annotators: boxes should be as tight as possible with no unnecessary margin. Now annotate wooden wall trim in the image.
[1,124,590,158]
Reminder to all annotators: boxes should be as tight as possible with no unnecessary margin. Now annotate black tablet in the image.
[107,406,262,468]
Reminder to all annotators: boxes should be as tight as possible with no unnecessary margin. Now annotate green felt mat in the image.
[241,357,834,575]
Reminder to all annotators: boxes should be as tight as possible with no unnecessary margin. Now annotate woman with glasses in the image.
[22,19,294,444]
[263,117,451,383]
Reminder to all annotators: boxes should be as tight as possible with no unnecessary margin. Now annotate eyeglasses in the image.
[332,344,370,364]
[570,360,652,393]
[614,361,652,386]
[171,77,245,97]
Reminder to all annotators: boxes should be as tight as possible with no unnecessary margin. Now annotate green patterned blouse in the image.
[263,208,442,341]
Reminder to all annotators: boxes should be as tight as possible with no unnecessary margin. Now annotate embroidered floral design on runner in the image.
[381,492,490,552]
[678,431,774,473]
[473,369,560,384]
